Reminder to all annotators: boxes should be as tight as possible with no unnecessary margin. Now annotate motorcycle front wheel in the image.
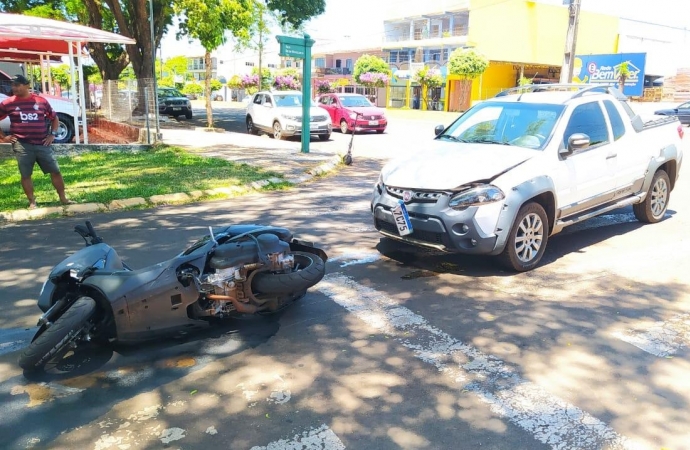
[18,297,96,371]
[252,251,326,295]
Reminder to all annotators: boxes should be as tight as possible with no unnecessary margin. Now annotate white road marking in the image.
[249,424,345,450]
[318,274,646,450]
[611,313,690,357]
[328,252,382,267]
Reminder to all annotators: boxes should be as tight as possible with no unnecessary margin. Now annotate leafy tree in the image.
[278,67,301,80]
[448,48,488,111]
[159,75,176,87]
[618,61,630,91]
[251,66,273,91]
[175,0,253,127]
[353,55,391,85]
[182,82,203,95]
[414,67,443,110]
[227,75,243,89]
[163,55,190,79]
[210,79,223,92]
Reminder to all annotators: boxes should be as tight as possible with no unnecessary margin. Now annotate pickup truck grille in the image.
[386,186,444,204]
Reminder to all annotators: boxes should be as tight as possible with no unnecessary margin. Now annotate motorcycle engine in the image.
[200,266,240,296]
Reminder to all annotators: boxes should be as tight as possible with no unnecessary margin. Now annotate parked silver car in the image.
[245,90,331,140]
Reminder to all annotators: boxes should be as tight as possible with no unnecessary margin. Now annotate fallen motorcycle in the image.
[18,221,327,371]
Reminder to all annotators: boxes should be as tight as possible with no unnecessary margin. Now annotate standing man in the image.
[0,74,71,209]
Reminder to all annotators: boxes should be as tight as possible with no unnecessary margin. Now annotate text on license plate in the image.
[369,120,379,126]
[173,107,182,111]
[392,201,413,236]
[310,123,318,129]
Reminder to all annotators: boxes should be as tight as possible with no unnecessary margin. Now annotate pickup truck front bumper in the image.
[371,184,502,255]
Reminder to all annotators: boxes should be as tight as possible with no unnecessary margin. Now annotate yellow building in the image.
[459,0,619,108]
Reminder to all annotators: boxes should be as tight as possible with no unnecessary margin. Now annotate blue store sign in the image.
[573,53,646,97]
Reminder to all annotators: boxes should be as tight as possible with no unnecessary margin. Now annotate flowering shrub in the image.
[358,71,389,88]
[413,67,443,88]
[273,75,301,91]
[241,73,260,88]
[315,79,335,94]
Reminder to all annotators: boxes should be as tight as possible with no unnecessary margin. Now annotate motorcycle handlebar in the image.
[85,221,103,244]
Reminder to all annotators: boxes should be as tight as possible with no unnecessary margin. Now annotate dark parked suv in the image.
[158,87,193,119]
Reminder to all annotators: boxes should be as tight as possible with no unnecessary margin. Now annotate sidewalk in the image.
[0,129,343,224]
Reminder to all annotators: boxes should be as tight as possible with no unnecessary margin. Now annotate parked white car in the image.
[371,84,684,271]
[245,90,331,140]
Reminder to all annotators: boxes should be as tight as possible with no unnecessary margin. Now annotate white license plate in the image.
[392,201,413,236]
[310,123,318,129]
[173,107,182,111]
[369,120,379,126]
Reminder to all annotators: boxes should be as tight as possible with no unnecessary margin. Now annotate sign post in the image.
[276,34,315,153]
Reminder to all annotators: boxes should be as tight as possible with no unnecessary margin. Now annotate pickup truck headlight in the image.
[448,184,505,209]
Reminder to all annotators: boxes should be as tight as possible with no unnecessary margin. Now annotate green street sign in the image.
[280,43,305,59]
[275,34,316,154]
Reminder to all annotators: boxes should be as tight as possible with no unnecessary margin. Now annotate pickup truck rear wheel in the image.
[633,169,670,223]
[55,113,75,144]
[497,202,549,272]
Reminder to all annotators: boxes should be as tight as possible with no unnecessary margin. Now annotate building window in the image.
[389,52,398,63]
[286,60,292,67]
[295,61,300,68]
[442,48,449,61]
[267,63,276,68]
[398,52,410,63]
[429,49,441,62]
[315,58,325,68]
[245,62,254,67]
[345,59,353,69]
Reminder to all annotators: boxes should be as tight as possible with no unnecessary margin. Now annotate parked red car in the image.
[317,93,387,134]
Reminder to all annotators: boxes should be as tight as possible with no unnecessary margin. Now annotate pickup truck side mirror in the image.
[434,124,445,136]
[561,133,590,155]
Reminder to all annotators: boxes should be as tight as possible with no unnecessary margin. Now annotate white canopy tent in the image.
[0,13,136,143]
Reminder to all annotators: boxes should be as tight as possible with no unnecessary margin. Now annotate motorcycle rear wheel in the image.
[18,297,96,371]
[252,251,325,295]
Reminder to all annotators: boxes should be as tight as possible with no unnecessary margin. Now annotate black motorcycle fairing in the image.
[181,225,293,257]
[80,253,207,341]
[37,280,57,312]
[48,243,125,282]
[211,233,290,269]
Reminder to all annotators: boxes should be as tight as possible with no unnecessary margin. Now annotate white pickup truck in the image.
[0,72,77,144]
[371,84,684,271]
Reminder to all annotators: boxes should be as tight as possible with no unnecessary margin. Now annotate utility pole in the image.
[559,0,581,83]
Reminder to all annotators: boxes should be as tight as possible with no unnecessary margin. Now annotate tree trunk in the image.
[205,51,213,128]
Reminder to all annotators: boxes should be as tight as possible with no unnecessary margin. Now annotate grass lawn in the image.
[0,145,284,212]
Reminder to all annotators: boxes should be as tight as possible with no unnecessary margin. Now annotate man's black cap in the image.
[11,74,30,85]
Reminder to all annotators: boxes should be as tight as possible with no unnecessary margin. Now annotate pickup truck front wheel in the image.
[498,202,549,272]
[633,169,670,223]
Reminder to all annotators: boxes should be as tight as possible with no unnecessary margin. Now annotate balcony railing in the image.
[384,26,467,43]
[315,67,352,76]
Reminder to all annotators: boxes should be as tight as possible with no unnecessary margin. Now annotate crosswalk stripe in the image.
[249,424,345,450]
[318,274,647,450]
[611,313,690,357]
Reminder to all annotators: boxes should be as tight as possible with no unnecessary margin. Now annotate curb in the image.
[0,154,343,224]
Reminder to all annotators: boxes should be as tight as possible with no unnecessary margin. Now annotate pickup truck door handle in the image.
[606,153,617,160]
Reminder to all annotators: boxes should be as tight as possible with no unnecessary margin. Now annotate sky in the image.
[160,0,690,59]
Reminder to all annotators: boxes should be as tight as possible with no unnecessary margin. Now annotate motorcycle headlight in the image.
[448,184,505,210]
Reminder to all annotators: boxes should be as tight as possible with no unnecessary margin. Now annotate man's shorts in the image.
[12,141,60,177]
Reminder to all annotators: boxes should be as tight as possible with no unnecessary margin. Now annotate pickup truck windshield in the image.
[440,102,566,150]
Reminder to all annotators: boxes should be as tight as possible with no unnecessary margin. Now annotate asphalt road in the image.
[1,105,689,450]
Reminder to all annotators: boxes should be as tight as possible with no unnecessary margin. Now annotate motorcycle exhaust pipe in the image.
[207,294,258,314]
